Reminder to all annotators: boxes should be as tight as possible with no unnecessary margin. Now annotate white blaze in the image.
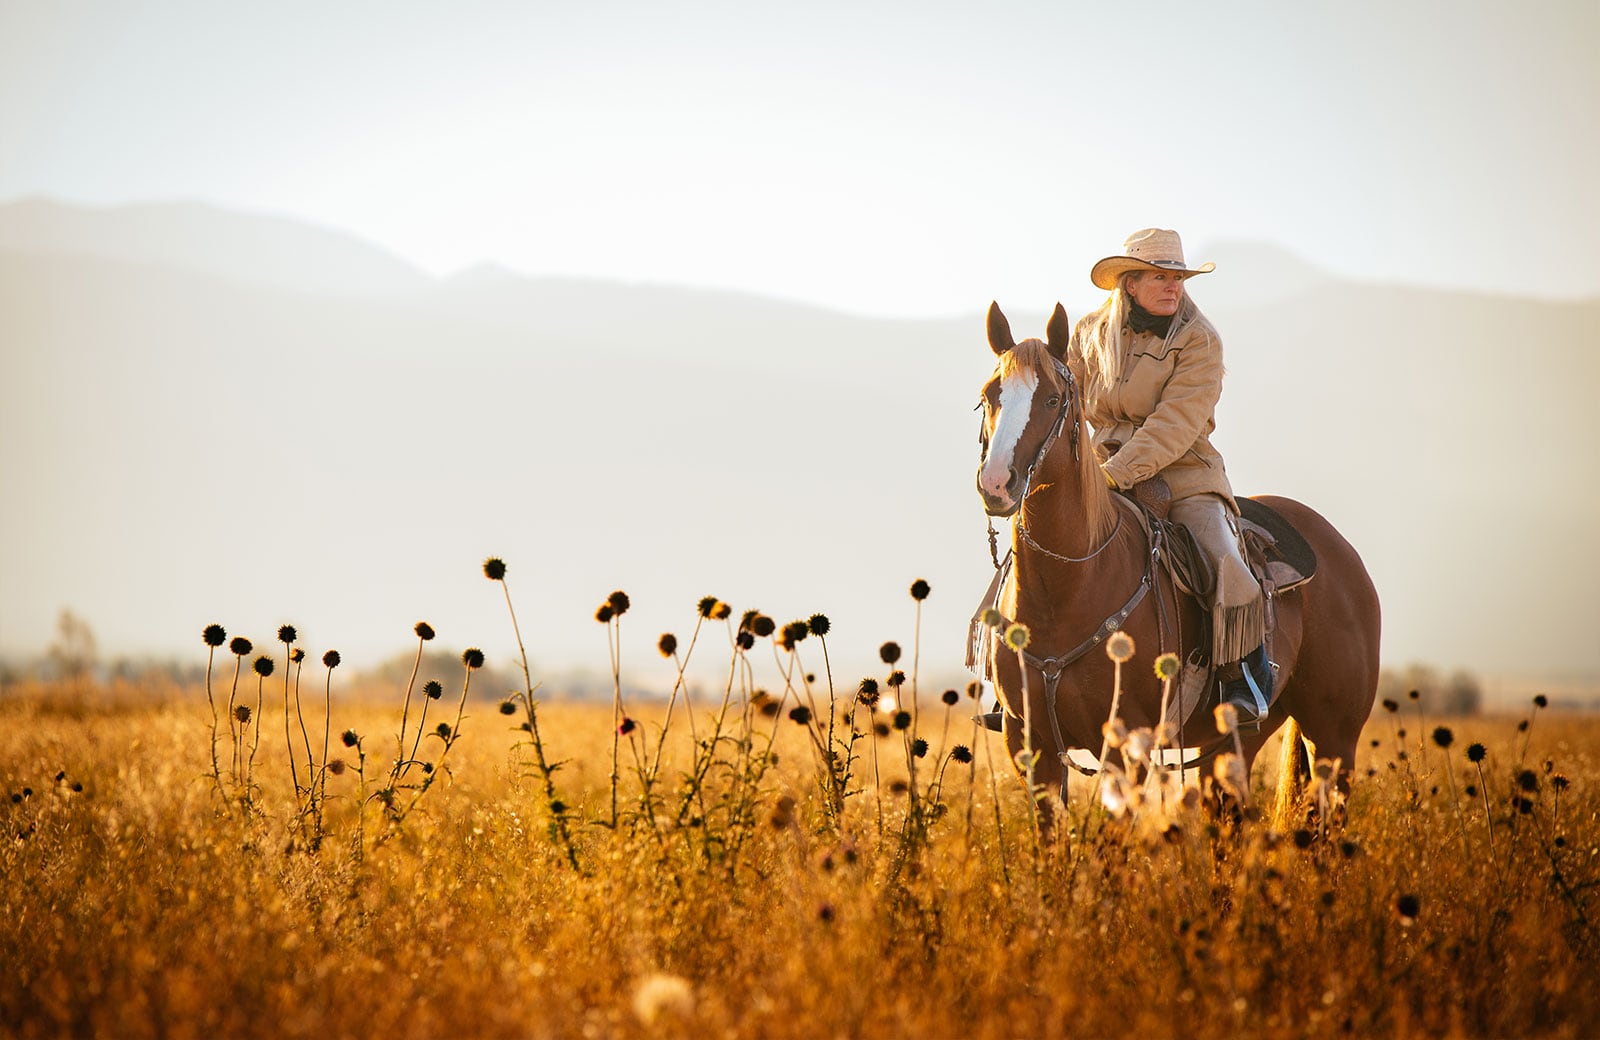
[978,368,1039,502]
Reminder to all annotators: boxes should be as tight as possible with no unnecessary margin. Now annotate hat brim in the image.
[1090,256,1215,291]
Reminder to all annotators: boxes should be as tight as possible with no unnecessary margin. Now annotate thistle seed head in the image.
[909,579,931,601]
[253,655,274,677]
[483,557,507,581]
[807,613,830,636]
[322,650,341,669]
[229,636,253,656]
[424,680,443,700]
[879,642,902,665]
[462,648,485,669]
[415,621,436,641]
[203,624,227,648]
[658,633,678,657]
[277,625,297,644]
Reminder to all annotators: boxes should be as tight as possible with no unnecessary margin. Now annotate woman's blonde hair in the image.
[1076,272,1206,401]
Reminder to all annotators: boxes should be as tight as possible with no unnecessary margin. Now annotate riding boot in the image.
[1217,643,1272,734]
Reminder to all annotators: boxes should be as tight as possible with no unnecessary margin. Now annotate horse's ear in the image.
[986,302,1015,355]
[1045,303,1071,359]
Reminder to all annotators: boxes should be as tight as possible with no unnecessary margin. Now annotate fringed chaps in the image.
[1169,493,1265,665]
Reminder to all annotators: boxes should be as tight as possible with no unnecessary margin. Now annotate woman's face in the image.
[1125,269,1186,316]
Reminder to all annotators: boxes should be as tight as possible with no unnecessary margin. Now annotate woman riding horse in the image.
[1071,228,1269,729]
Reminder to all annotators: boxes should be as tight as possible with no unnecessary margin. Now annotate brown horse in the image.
[974,302,1381,825]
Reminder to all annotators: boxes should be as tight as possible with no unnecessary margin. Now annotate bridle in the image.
[977,354,1121,570]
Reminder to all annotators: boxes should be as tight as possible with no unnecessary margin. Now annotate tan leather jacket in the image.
[1067,301,1237,509]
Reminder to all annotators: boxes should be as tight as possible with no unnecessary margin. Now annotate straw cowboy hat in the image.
[1090,228,1216,290]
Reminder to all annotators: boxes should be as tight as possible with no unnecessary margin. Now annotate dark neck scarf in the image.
[1126,298,1174,337]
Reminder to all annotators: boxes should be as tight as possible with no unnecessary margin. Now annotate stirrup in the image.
[1221,649,1271,734]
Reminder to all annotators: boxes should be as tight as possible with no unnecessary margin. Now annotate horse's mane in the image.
[1001,339,1118,548]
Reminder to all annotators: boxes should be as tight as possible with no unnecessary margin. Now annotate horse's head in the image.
[976,302,1075,517]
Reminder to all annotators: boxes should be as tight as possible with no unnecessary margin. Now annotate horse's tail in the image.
[1272,716,1311,831]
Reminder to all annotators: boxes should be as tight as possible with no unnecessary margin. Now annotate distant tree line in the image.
[1376,663,1483,716]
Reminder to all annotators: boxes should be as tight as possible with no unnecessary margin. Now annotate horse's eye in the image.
[1046,396,1060,408]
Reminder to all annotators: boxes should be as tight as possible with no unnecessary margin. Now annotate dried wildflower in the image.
[233,705,251,724]
[1339,840,1359,858]
[657,633,677,657]
[909,579,931,601]
[1102,718,1128,749]
[230,636,253,656]
[857,679,880,706]
[886,670,906,689]
[596,604,614,623]
[327,759,347,776]
[807,613,830,636]
[874,721,891,738]
[951,745,973,764]
[892,710,912,731]
[415,621,435,641]
[966,681,982,700]
[291,648,305,664]
[697,596,719,619]
[781,620,809,646]
[912,738,929,758]
[1003,624,1030,651]
[203,624,226,647]
[462,648,485,669]
[435,722,451,739]
[1516,769,1539,793]
[1154,652,1181,681]
[1408,689,1420,701]
[253,655,274,677]
[1552,774,1570,792]
[499,700,517,715]
[277,625,297,644]
[632,972,695,1028]
[981,608,1004,628]
[607,590,630,615]
[424,680,443,700]
[1106,631,1134,663]
[1381,699,1399,713]
[1533,694,1548,708]
[711,601,731,620]
[618,717,637,736]
[1432,726,1454,749]
[788,706,813,725]
[483,557,507,581]
[322,650,340,669]
[1396,894,1420,924]
[1513,796,1534,814]
[888,779,910,794]
[880,641,902,665]
[1293,829,1315,849]
[1214,703,1238,735]
[341,729,359,747]
[770,794,796,828]
[941,689,960,706]
[735,631,755,651]
[751,615,776,638]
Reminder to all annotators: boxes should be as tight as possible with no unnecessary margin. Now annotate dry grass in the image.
[2,681,1597,1039]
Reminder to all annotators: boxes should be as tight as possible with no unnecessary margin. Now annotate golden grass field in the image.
[3,643,1598,1039]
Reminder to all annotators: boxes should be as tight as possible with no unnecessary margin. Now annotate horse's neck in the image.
[1015,431,1101,561]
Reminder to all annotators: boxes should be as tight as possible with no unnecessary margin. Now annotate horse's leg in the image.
[1001,712,1063,837]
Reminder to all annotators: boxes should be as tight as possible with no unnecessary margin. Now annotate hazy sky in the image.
[2,0,1597,317]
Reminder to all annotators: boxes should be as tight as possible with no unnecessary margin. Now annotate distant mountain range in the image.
[2,198,1596,695]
